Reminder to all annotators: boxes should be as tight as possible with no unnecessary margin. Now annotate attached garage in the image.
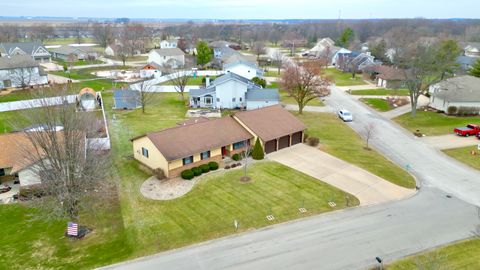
[234,105,307,155]
[265,140,277,154]
[291,131,303,145]
[278,135,290,150]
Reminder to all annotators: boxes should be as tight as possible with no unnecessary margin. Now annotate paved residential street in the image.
[100,85,480,270]
[269,144,415,206]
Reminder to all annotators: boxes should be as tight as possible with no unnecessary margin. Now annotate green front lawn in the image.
[394,111,480,136]
[297,112,416,188]
[280,90,324,106]
[350,88,410,96]
[105,55,148,62]
[443,146,480,171]
[50,66,122,81]
[324,68,367,86]
[387,239,480,270]
[360,98,393,112]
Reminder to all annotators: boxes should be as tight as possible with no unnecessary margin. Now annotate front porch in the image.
[190,94,215,108]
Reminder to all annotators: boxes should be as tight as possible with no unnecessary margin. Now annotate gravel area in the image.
[140,176,197,200]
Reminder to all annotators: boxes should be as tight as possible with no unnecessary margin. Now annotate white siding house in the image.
[147,48,185,69]
[0,55,48,89]
[223,61,263,80]
[160,39,178,49]
[189,73,279,110]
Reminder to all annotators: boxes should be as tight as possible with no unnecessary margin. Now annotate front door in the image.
[221,146,227,157]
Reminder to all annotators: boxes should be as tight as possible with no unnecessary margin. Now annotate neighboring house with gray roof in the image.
[223,60,263,80]
[147,48,185,69]
[0,42,51,62]
[50,45,99,62]
[189,72,279,110]
[160,39,178,49]
[429,75,480,114]
[0,55,48,89]
[456,55,477,74]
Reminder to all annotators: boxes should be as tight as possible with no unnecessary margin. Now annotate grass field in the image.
[264,70,281,77]
[161,76,216,86]
[350,88,410,96]
[443,146,480,171]
[394,111,480,136]
[53,58,104,67]
[387,239,480,270]
[360,98,393,112]
[105,55,148,62]
[43,37,96,46]
[324,68,367,86]
[0,92,415,269]
[267,82,324,107]
[297,112,416,188]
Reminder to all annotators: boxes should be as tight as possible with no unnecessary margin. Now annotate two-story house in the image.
[147,48,185,69]
[223,60,263,80]
[160,39,178,49]
[0,42,51,62]
[189,72,279,110]
[0,55,48,89]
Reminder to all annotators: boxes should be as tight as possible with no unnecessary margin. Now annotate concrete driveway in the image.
[268,144,415,206]
[420,134,480,150]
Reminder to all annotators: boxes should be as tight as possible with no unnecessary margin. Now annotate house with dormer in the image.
[189,72,278,110]
[0,42,51,62]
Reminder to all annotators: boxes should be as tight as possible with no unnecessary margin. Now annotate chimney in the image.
[205,75,210,87]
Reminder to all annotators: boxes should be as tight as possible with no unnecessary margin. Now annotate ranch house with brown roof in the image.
[131,105,306,178]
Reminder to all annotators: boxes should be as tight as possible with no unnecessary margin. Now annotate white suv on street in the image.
[338,110,353,122]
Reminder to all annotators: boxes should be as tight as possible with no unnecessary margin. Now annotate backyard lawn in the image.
[161,76,216,86]
[324,68,367,86]
[443,146,480,171]
[43,37,96,45]
[297,112,416,188]
[394,111,480,136]
[53,58,104,66]
[264,70,281,77]
[360,98,392,112]
[387,239,480,270]
[350,88,410,96]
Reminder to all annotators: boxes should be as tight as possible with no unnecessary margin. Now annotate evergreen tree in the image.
[251,138,264,160]
[196,41,213,66]
[469,58,480,78]
[336,28,355,48]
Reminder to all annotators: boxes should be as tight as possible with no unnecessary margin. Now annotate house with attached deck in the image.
[189,72,279,110]
[131,105,306,178]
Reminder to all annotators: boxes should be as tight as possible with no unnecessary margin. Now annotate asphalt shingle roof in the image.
[0,55,39,70]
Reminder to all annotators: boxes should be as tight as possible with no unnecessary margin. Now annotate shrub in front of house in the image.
[303,133,309,142]
[153,168,166,180]
[236,163,241,167]
[208,161,219,170]
[306,137,320,147]
[192,167,203,176]
[225,165,231,169]
[200,164,210,173]
[232,153,241,161]
[231,163,237,168]
[181,169,194,180]
[447,106,458,115]
[252,138,264,160]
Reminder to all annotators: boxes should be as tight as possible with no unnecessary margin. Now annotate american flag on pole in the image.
[67,222,78,236]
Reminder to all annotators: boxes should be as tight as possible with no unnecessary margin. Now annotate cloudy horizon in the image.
[1,0,479,20]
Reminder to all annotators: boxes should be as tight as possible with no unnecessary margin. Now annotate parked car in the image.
[338,110,353,122]
[453,124,480,137]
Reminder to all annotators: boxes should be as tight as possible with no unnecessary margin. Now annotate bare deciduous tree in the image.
[71,22,85,44]
[240,146,253,182]
[271,50,284,75]
[9,65,37,89]
[92,23,114,48]
[280,61,331,114]
[169,69,191,101]
[252,41,266,61]
[362,122,376,150]
[134,79,157,113]
[16,87,110,221]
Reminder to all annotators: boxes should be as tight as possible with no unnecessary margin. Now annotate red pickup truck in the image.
[454,124,480,137]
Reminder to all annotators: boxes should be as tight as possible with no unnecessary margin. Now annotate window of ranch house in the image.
[142,147,149,158]
[201,151,210,160]
[233,141,245,150]
[183,156,194,165]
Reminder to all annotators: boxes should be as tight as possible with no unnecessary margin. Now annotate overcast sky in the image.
[1,0,479,19]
